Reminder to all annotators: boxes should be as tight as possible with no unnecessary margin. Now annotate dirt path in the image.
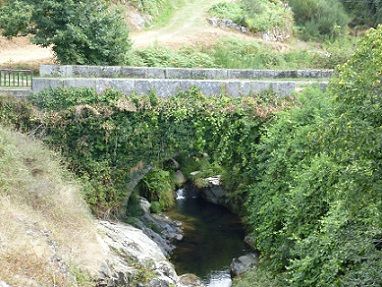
[130,0,251,48]
[0,37,54,66]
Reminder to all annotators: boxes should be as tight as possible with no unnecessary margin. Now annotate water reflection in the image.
[168,186,250,287]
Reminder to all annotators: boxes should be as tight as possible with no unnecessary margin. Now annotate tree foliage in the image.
[341,0,382,27]
[288,0,349,40]
[27,88,289,216]
[209,0,293,37]
[0,0,131,65]
[245,26,382,286]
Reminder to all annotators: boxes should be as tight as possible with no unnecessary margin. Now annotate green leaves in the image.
[0,0,32,37]
[0,0,131,65]
[289,0,349,40]
[244,27,382,286]
[30,87,284,217]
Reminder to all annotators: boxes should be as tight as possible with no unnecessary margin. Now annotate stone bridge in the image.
[1,65,333,98]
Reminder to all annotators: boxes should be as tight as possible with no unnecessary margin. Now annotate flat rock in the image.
[230,253,259,277]
[178,274,205,287]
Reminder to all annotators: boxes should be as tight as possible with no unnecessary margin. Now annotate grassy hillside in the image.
[123,0,186,27]
[130,36,357,69]
[0,126,104,286]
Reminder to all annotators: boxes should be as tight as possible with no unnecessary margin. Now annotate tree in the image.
[341,0,382,27]
[288,0,349,40]
[0,0,131,65]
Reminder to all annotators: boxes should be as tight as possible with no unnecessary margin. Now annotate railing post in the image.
[0,69,33,88]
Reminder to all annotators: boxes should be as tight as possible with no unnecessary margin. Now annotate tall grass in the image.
[209,0,293,36]
[289,0,349,40]
[128,0,185,28]
[130,37,356,69]
[0,127,103,286]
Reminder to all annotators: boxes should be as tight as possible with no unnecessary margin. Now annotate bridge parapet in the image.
[1,65,332,98]
[40,65,333,80]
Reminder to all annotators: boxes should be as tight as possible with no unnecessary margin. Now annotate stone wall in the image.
[40,65,333,80]
[32,78,327,98]
[1,65,332,98]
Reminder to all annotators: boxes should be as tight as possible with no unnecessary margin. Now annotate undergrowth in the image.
[209,0,293,36]
[24,87,291,216]
[130,37,356,69]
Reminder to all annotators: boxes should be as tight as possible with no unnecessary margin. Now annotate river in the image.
[167,187,250,287]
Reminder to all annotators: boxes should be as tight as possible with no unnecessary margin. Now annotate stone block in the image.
[63,78,97,90]
[120,67,147,78]
[195,80,225,96]
[32,78,64,93]
[0,88,32,98]
[225,81,241,97]
[95,79,114,93]
[165,68,194,79]
[133,79,154,95]
[108,79,136,95]
[144,68,166,79]
[228,70,255,79]
[270,81,296,97]
[249,81,271,95]
[149,80,180,97]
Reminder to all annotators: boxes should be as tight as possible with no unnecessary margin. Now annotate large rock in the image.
[0,282,11,287]
[207,17,248,34]
[134,197,183,257]
[97,220,202,287]
[174,170,186,186]
[200,176,227,206]
[244,235,256,250]
[230,253,259,277]
[97,221,178,287]
[178,274,204,287]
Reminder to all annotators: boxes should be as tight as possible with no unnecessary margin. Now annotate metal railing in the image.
[0,69,33,88]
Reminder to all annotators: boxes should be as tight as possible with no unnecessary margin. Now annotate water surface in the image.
[167,187,250,286]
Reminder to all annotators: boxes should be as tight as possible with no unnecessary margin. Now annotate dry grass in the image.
[0,127,106,287]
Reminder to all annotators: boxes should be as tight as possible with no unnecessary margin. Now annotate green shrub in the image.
[312,36,359,68]
[207,38,316,69]
[341,0,382,27]
[29,87,287,217]
[209,2,245,24]
[131,46,216,68]
[131,38,352,69]
[289,0,349,40]
[241,0,293,34]
[140,168,175,211]
[150,201,162,214]
[128,0,185,27]
[0,95,37,131]
[246,26,382,286]
[234,266,283,287]
[209,0,293,36]
[0,0,131,65]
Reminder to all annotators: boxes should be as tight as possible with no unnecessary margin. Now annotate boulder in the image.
[244,235,256,250]
[178,274,205,287]
[0,282,11,287]
[97,220,180,287]
[134,213,183,257]
[174,170,186,186]
[230,253,259,277]
[200,176,227,206]
[207,17,248,34]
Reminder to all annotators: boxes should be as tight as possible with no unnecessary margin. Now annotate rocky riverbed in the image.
[96,196,205,287]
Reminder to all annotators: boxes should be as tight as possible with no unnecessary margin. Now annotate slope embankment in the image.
[0,125,196,287]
